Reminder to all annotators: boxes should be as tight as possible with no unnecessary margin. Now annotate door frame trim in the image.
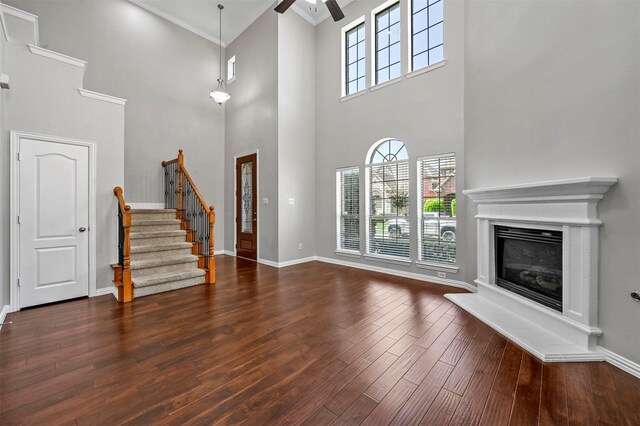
[233,150,259,259]
[10,131,97,311]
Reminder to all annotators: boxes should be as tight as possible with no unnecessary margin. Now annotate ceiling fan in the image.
[275,0,345,22]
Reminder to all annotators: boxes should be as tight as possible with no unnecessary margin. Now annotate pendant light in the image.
[210,4,230,105]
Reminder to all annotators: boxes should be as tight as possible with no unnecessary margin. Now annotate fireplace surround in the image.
[447,177,617,361]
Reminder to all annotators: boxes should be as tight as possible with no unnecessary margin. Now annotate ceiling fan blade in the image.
[325,0,345,21]
[274,0,297,14]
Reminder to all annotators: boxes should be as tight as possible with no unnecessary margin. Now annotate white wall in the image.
[464,0,640,363]
[224,8,279,261]
[314,0,466,280]
[6,0,225,246]
[277,11,316,262]
[0,10,7,309]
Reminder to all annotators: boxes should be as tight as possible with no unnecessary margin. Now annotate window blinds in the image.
[336,168,360,252]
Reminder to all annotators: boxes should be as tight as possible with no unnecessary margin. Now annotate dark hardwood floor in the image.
[1,255,639,425]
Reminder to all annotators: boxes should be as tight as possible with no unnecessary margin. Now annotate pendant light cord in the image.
[218,4,223,82]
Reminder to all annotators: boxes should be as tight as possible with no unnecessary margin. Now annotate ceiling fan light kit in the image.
[210,3,230,105]
[275,0,345,21]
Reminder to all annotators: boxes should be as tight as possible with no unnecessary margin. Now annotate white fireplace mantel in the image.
[447,177,617,362]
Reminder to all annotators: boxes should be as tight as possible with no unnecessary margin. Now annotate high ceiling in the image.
[129,0,352,46]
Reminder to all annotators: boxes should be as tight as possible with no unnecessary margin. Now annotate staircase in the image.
[112,150,216,302]
[129,209,205,297]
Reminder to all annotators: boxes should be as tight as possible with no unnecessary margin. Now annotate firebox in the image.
[495,226,563,311]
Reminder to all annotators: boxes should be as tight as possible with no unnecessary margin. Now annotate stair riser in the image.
[130,223,182,233]
[131,247,194,261]
[130,235,186,245]
[134,276,205,297]
[131,260,199,278]
[131,212,178,220]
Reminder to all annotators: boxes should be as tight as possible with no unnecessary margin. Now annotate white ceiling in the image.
[129,0,353,47]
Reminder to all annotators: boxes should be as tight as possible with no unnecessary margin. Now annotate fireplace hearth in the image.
[495,226,563,311]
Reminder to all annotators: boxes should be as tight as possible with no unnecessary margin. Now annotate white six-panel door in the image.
[19,137,90,308]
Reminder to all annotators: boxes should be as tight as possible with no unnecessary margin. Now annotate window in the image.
[374,2,401,84]
[344,22,366,96]
[410,0,443,71]
[418,154,456,266]
[227,55,236,82]
[366,139,410,259]
[336,168,360,252]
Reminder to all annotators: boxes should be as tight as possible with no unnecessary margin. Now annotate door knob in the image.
[631,290,640,303]
[79,227,87,232]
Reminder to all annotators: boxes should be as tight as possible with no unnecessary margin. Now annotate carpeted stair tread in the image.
[130,209,176,213]
[133,269,205,288]
[130,254,198,270]
[130,242,193,253]
[130,230,186,239]
[134,276,205,297]
[131,219,181,226]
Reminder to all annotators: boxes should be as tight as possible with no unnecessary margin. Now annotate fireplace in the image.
[495,226,563,311]
[446,177,617,361]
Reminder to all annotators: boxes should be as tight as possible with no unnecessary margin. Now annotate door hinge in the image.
[17,278,20,287]
[17,152,21,161]
[17,215,20,224]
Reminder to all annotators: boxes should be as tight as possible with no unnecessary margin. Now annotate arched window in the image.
[366,139,410,259]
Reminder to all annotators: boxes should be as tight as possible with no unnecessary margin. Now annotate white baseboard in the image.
[598,346,640,378]
[221,250,236,256]
[0,304,16,330]
[258,258,279,267]
[127,202,165,209]
[315,256,476,293]
[95,286,118,300]
[256,256,317,268]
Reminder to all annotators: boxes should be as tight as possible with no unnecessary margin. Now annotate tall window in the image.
[336,167,360,252]
[227,55,236,81]
[419,154,456,266]
[367,139,409,259]
[345,22,366,95]
[374,2,401,84]
[411,0,443,71]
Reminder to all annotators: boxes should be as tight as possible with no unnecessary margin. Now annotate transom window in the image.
[374,2,401,84]
[345,23,366,95]
[411,0,444,71]
[366,139,409,259]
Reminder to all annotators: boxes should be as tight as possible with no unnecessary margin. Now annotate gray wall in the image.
[277,11,316,262]
[7,0,225,246]
[0,11,7,308]
[314,0,466,280]
[4,29,125,293]
[464,0,640,363]
[224,8,279,261]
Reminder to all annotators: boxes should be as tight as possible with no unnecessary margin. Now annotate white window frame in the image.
[336,166,361,255]
[371,0,401,87]
[341,16,366,98]
[417,152,457,270]
[227,55,236,83]
[408,0,445,74]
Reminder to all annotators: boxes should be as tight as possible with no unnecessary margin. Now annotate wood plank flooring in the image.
[1,255,639,425]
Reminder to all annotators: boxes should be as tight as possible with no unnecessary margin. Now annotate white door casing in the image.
[10,132,97,310]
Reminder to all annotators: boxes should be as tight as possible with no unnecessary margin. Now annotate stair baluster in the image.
[162,150,216,284]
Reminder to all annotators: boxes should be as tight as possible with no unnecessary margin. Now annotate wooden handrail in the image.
[113,186,133,302]
[179,164,211,212]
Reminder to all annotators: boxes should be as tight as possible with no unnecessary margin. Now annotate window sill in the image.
[415,261,459,273]
[335,249,361,258]
[364,253,412,266]
[406,59,447,79]
[340,90,367,103]
[369,76,403,92]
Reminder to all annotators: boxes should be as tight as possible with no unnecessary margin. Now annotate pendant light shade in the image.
[210,4,230,105]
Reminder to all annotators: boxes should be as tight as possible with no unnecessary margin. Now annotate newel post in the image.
[207,206,216,284]
[121,206,133,302]
[177,149,184,221]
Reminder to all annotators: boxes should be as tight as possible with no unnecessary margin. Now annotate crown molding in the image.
[78,89,127,106]
[128,0,224,47]
[28,44,86,68]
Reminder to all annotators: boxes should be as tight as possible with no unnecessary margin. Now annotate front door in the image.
[19,137,90,308]
[236,154,257,260]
